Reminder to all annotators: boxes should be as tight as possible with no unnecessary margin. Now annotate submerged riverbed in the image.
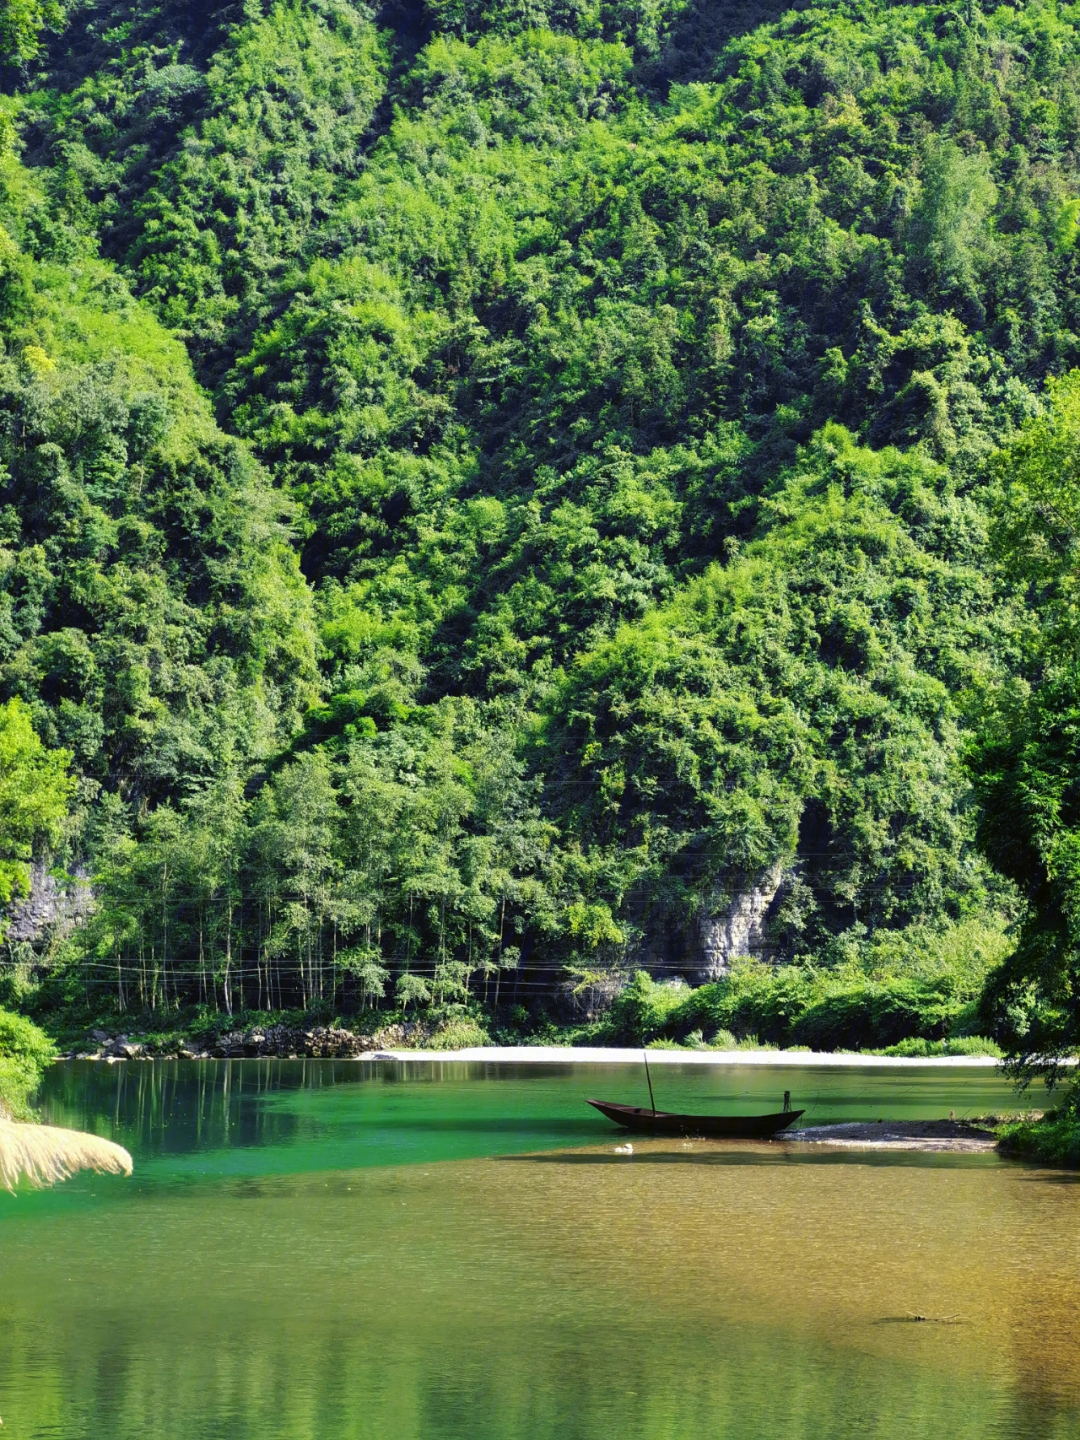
[2,1060,1077,1438]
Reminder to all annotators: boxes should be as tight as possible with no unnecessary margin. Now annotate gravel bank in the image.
[780,1119,999,1151]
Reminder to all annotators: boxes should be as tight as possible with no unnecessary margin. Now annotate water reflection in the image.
[36,1056,1022,1170]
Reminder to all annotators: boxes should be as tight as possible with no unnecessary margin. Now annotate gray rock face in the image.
[368,1021,432,1051]
[6,861,92,942]
[557,970,627,1023]
[691,862,785,982]
[72,1034,146,1060]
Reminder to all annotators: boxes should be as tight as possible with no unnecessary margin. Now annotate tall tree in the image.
[972,372,1080,1077]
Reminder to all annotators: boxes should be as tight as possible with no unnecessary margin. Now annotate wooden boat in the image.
[586,1098,805,1138]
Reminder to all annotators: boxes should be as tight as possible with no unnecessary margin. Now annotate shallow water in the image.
[1,1060,1077,1439]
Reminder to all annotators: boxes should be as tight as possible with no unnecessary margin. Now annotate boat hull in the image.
[587,1099,805,1137]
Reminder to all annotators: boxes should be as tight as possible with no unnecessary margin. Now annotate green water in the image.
[1,1060,1077,1439]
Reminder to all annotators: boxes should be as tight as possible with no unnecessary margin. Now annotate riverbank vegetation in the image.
[0,1007,55,1115]
[595,963,1005,1052]
[0,0,1078,1078]
[996,1090,1080,1165]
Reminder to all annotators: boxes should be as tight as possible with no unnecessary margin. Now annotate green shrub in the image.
[880,1036,937,1057]
[0,1008,56,1070]
[669,965,814,1046]
[602,972,693,1045]
[0,1008,56,1117]
[790,977,964,1051]
[638,961,977,1052]
[944,1036,1003,1057]
[427,1018,492,1050]
[998,1095,1080,1167]
[879,1035,1003,1058]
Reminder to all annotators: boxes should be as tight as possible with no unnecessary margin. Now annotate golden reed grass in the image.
[0,1119,132,1191]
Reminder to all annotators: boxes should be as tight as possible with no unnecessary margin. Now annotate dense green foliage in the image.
[0,164,319,801]
[997,1088,1080,1163]
[0,695,72,906]
[971,374,1080,1076]
[0,1004,54,1113]
[3,0,1080,1054]
[598,916,1008,1047]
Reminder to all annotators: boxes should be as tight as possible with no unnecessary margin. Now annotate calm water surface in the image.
[0,1059,1076,1439]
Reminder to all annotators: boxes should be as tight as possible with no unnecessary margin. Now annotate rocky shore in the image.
[66,1022,433,1061]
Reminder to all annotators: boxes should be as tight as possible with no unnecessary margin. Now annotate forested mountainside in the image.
[3,0,1080,1053]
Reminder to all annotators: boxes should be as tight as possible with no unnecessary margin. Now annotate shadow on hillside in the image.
[640,0,814,92]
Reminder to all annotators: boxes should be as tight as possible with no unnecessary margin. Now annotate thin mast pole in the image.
[643,1049,656,1114]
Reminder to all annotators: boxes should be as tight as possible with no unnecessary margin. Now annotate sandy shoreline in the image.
[373,1045,1010,1067]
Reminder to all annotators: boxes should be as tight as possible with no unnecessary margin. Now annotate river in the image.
[0,1058,1077,1438]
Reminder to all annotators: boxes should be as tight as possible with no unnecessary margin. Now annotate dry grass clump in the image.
[0,1119,132,1191]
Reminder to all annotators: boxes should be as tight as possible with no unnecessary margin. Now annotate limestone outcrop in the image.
[691,862,785,982]
[6,861,92,942]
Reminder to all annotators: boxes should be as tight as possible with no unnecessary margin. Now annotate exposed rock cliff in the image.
[691,863,785,982]
[6,862,92,943]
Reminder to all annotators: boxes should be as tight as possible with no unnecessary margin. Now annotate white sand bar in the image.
[373,1045,1014,1067]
